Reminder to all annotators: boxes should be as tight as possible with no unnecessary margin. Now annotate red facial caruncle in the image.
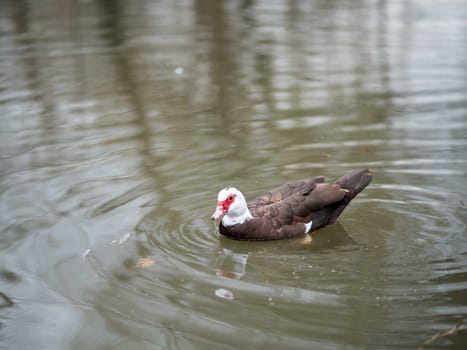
[211,193,236,220]
[219,194,236,212]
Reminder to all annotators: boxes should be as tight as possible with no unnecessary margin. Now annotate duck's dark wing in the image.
[247,176,326,209]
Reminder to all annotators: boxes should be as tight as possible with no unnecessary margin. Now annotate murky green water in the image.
[1,1,467,349]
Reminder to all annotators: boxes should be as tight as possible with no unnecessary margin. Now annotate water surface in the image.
[1,1,467,349]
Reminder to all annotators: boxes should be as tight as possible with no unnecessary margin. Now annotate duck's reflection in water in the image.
[215,248,249,280]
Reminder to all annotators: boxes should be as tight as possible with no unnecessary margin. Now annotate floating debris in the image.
[81,248,91,260]
[215,288,235,300]
[0,291,14,307]
[136,257,156,268]
[109,232,133,246]
[175,67,184,75]
[420,317,464,348]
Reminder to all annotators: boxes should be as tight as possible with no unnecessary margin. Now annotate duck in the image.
[211,169,372,240]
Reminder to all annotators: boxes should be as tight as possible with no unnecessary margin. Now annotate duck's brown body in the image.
[217,169,372,240]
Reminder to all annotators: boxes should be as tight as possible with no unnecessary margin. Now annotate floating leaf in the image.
[136,257,156,268]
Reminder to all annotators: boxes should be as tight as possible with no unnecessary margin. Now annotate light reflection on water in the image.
[1,0,467,349]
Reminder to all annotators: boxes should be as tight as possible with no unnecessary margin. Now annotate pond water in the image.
[1,1,467,349]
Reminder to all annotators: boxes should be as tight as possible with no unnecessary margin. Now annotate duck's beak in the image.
[211,205,225,221]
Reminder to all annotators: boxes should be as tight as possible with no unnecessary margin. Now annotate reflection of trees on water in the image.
[9,0,403,184]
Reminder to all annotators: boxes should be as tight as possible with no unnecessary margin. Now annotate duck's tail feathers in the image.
[310,169,372,232]
[336,168,373,202]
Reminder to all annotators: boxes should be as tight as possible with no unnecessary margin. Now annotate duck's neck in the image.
[222,208,253,226]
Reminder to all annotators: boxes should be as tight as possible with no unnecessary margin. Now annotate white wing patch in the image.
[304,220,313,234]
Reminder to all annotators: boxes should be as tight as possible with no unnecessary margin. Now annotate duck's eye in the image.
[228,196,234,201]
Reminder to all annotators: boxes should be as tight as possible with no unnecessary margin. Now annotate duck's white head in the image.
[211,187,253,226]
